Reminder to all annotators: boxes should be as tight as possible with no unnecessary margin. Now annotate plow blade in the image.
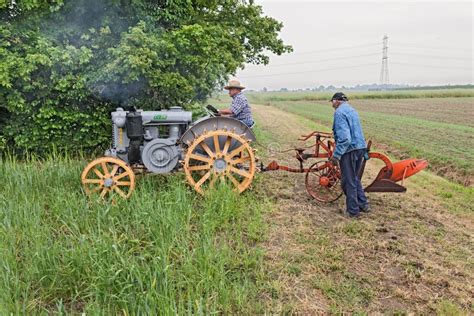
[390,159,428,182]
[364,157,428,193]
[365,179,407,192]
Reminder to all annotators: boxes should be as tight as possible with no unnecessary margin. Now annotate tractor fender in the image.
[180,116,256,146]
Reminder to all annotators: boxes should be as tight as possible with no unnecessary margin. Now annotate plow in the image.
[81,105,427,202]
[260,131,428,203]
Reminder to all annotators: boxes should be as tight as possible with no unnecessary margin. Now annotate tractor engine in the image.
[105,107,192,174]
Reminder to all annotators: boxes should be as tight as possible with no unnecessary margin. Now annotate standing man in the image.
[218,79,255,128]
[328,92,370,218]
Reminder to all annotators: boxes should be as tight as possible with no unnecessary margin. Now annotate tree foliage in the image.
[0,0,291,153]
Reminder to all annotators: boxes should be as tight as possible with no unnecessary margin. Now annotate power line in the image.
[246,52,381,68]
[391,52,472,60]
[391,42,472,53]
[290,42,381,55]
[391,62,472,70]
[240,63,380,78]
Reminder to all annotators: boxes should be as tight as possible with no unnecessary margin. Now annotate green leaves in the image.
[0,0,291,154]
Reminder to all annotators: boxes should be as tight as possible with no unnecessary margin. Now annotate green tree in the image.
[0,0,291,153]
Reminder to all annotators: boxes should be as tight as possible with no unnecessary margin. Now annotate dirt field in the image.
[251,103,473,314]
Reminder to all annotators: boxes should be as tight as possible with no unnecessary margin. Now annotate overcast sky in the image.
[235,0,473,90]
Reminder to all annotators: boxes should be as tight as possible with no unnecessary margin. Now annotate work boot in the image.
[344,211,361,219]
[360,204,371,213]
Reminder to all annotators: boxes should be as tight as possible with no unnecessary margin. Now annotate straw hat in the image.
[224,79,245,90]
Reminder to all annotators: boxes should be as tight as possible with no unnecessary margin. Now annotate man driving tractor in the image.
[218,79,255,128]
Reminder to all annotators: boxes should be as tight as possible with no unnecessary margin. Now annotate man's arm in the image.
[332,112,351,160]
[219,108,233,115]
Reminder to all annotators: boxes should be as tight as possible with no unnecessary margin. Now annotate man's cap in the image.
[329,92,348,102]
[224,79,245,90]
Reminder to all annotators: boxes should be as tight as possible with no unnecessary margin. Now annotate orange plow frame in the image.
[261,131,428,202]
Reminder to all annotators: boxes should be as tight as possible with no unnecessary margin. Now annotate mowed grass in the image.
[0,154,268,314]
[244,93,474,186]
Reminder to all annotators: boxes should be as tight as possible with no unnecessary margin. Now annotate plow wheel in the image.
[184,130,256,194]
[305,160,343,203]
[81,157,136,199]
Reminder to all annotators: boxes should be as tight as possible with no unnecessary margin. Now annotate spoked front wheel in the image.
[81,157,136,199]
[305,160,343,203]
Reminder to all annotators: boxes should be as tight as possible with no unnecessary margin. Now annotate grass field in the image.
[2,89,473,313]
[0,154,269,314]
[235,91,474,186]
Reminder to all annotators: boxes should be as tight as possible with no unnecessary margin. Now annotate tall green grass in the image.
[0,154,268,313]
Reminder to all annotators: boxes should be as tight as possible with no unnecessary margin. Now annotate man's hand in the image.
[219,108,233,115]
[329,156,339,167]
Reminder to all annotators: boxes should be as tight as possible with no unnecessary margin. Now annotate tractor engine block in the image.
[105,107,192,174]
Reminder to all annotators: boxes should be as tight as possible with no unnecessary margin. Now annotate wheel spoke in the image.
[226,172,241,189]
[222,136,231,155]
[115,181,131,186]
[229,166,251,178]
[213,134,221,155]
[88,186,102,194]
[93,167,104,179]
[188,153,212,164]
[110,165,119,177]
[83,179,103,184]
[209,174,218,188]
[113,172,129,181]
[230,155,251,165]
[100,188,108,198]
[196,170,212,188]
[101,162,110,177]
[113,186,127,198]
[228,144,246,158]
[200,141,215,158]
[188,164,211,171]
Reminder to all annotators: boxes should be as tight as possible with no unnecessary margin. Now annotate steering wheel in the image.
[205,104,220,117]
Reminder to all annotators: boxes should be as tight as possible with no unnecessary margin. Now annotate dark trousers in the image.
[339,149,368,215]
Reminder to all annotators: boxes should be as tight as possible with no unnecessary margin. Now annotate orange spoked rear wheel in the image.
[183,130,256,194]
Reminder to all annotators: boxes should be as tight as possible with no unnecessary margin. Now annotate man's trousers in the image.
[339,149,368,215]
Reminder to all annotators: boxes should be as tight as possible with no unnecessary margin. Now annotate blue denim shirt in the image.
[332,102,367,160]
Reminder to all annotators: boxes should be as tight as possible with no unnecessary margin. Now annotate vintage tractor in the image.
[81,105,256,198]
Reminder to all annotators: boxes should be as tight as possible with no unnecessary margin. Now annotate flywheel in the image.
[81,157,136,199]
[183,129,256,194]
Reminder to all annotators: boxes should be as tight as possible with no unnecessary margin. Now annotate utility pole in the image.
[379,35,389,87]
